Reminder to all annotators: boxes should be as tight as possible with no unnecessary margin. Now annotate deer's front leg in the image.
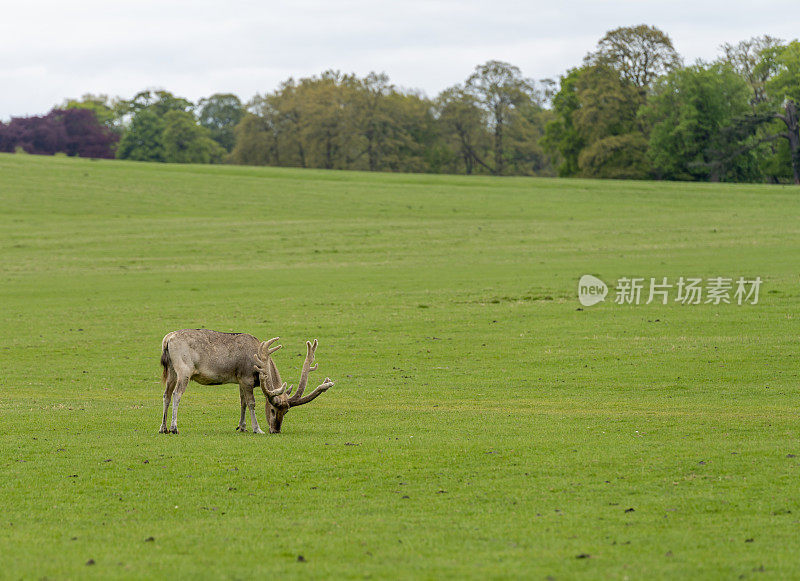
[240,381,264,434]
[236,385,247,432]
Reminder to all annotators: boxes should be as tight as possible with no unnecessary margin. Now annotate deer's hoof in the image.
[254,428,265,434]
[169,427,179,434]
[235,426,245,432]
[158,425,168,434]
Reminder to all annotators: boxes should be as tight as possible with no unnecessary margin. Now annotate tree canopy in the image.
[0,108,117,158]
[7,26,800,184]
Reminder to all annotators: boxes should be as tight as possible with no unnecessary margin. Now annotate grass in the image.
[1,152,799,579]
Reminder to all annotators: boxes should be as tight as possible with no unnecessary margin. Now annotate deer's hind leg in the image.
[159,366,177,434]
[168,363,191,434]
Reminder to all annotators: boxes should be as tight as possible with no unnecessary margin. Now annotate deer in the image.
[158,329,334,434]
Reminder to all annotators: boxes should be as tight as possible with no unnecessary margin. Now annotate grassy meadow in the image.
[1,153,799,579]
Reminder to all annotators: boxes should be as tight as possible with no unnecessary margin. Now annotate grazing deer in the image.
[159,329,334,434]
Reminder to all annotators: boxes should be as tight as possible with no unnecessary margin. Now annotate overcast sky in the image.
[1,0,798,119]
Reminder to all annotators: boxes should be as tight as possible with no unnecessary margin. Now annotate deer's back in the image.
[164,329,262,384]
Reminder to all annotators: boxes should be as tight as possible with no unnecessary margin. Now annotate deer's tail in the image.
[160,340,171,385]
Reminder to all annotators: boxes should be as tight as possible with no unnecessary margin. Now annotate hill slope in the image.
[1,153,799,578]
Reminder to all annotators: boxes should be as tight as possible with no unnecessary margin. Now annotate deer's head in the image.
[255,338,334,434]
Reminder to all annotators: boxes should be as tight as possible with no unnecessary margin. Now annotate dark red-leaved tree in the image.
[0,113,66,154]
[0,109,118,158]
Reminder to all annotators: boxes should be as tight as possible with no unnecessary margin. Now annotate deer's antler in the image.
[265,381,289,398]
[255,337,283,394]
[289,340,334,406]
[290,378,334,407]
[289,339,317,404]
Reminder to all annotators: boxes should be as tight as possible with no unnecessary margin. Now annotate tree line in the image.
[1,25,798,184]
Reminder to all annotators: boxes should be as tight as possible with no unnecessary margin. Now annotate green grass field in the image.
[1,153,799,579]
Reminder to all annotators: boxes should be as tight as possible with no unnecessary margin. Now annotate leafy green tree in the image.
[715,36,788,181]
[120,90,193,118]
[504,99,555,176]
[198,94,245,152]
[765,40,800,184]
[233,71,435,173]
[572,66,643,144]
[358,73,400,171]
[542,68,584,176]
[241,73,359,170]
[391,90,437,173]
[436,69,551,176]
[587,24,681,90]
[643,63,754,181]
[713,39,800,184]
[243,85,307,167]
[355,73,434,172]
[435,86,491,174]
[295,72,360,170]
[465,61,535,175]
[116,109,165,162]
[720,36,784,108]
[162,110,225,164]
[544,26,678,180]
[578,133,650,179]
[230,113,275,166]
[63,94,121,133]
[546,64,649,179]
[116,90,224,164]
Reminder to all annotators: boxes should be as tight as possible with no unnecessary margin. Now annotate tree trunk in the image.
[325,131,333,170]
[494,104,504,176]
[367,133,376,172]
[272,133,280,165]
[785,100,800,185]
[463,151,473,175]
[455,122,491,175]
